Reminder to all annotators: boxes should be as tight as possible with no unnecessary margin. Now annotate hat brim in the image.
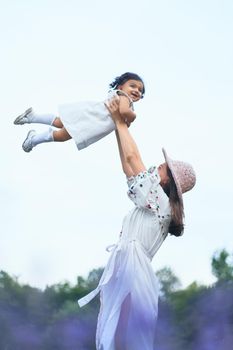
[162,148,183,207]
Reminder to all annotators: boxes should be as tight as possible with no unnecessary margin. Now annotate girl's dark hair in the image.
[163,167,184,237]
[109,72,145,98]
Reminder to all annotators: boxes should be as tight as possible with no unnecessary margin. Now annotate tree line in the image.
[0,249,233,349]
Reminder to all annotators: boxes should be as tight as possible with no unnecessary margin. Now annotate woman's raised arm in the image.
[106,98,146,176]
[115,130,134,177]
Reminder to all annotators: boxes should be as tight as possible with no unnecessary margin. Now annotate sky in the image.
[0,0,233,290]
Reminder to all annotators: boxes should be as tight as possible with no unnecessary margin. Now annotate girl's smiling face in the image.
[118,79,144,102]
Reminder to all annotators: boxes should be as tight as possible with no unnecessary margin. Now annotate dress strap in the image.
[78,237,152,308]
[106,243,117,252]
[78,243,120,307]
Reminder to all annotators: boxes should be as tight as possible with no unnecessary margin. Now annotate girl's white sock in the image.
[31,128,54,147]
[30,112,57,125]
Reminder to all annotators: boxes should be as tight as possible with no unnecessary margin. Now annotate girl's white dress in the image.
[78,166,171,350]
[59,90,133,150]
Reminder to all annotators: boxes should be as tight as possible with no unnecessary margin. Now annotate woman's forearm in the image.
[115,131,134,177]
[115,120,146,175]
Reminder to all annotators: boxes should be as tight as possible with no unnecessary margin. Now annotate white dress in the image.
[59,90,133,150]
[78,166,171,350]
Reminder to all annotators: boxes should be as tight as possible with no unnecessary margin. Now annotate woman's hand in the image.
[108,97,146,176]
[105,96,124,124]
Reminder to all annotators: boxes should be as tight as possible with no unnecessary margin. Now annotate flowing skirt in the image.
[78,239,159,350]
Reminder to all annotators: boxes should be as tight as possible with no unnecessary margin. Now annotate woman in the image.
[78,98,196,350]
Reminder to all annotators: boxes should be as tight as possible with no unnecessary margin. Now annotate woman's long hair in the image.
[163,167,184,237]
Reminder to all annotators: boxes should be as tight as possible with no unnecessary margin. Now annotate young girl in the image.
[14,72,145,152]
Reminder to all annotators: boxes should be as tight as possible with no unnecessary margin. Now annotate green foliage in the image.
[86,267,104,290]
[170,281,206,311]
[211,249,233,282]
[1,250,233,349]
[0,268,100,349]
[52,300,80,320]
[156,266,181,299]
[168,282,207,346]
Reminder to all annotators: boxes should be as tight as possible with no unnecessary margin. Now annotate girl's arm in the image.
[119,95,136,124]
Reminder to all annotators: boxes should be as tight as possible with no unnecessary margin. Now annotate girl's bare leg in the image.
[52,117,64,128]
[53,127,72,141]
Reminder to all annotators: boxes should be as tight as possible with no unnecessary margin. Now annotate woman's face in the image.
[158,163,170,186]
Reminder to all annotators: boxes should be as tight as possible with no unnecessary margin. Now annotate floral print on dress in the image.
[127,166,160,210]
[127,166,171,237]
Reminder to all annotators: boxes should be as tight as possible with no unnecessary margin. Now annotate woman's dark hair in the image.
[163,167,184,237]
[109,72,145,98]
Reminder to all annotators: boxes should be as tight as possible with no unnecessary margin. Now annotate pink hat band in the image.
[162,148,196,205]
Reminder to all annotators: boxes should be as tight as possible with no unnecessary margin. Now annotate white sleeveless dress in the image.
[59,90,133,150]
[78,166,171,350]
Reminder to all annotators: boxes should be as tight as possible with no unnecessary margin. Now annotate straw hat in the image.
[162,148,196,206]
